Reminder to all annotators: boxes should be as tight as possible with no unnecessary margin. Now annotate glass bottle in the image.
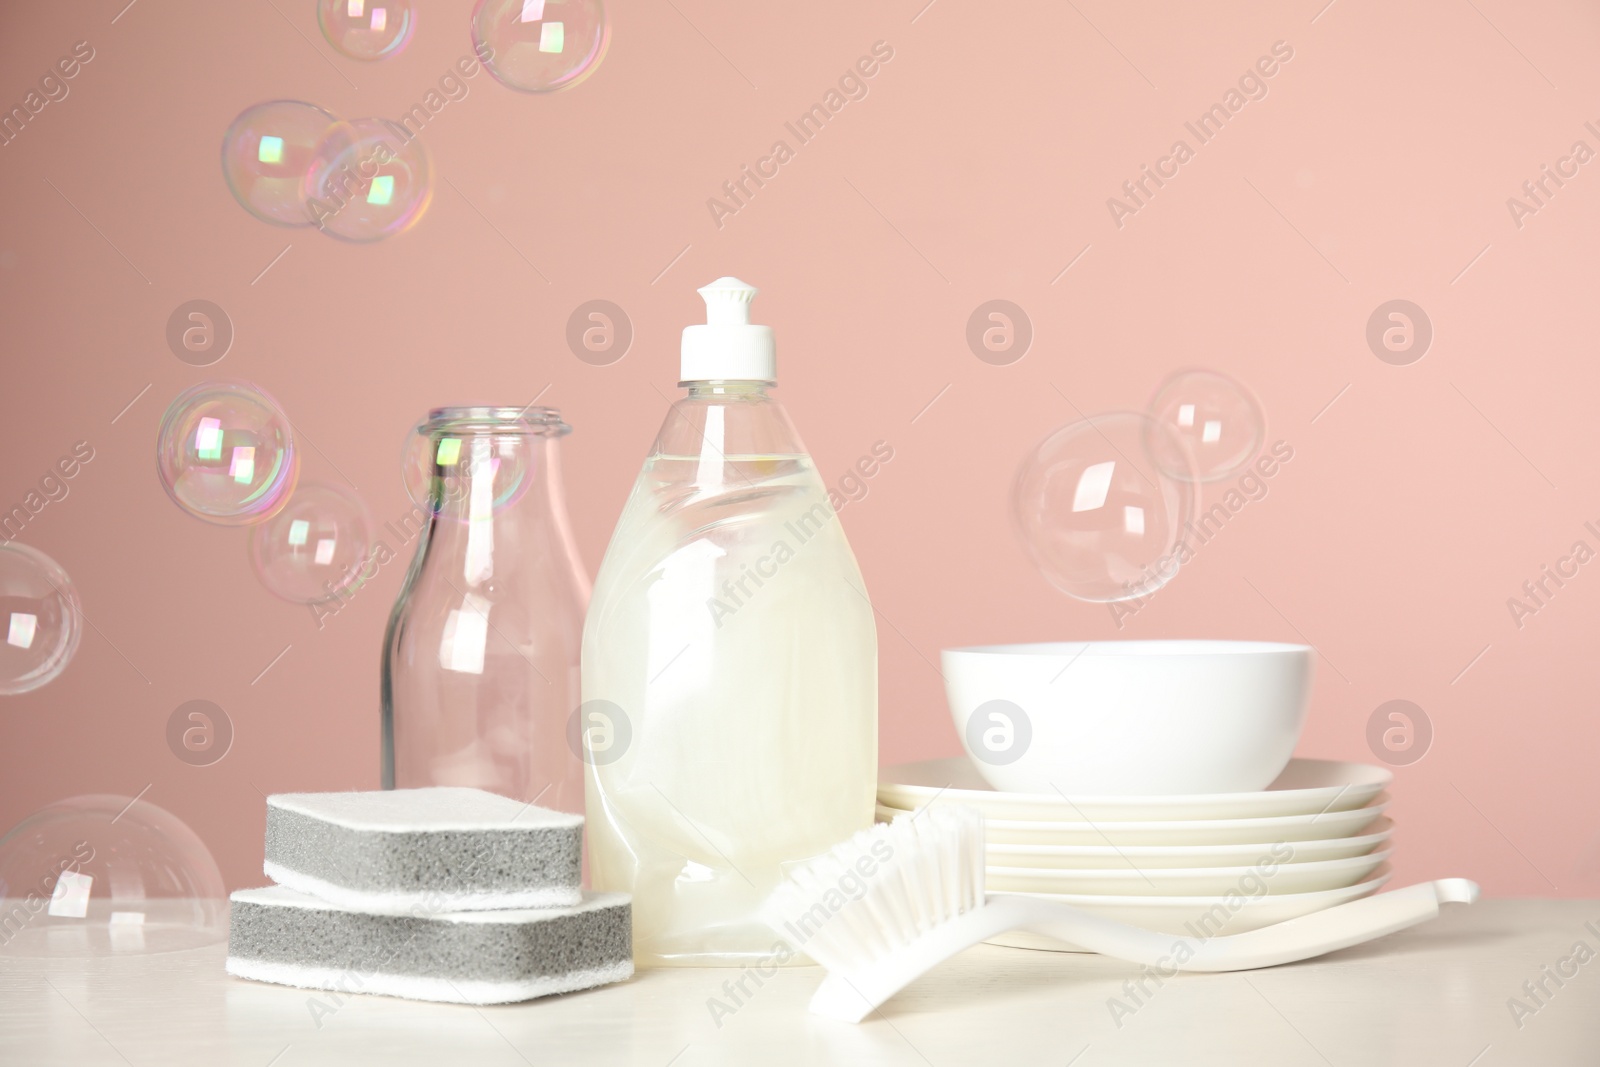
[582,279,878,966]
[382,406,590,813]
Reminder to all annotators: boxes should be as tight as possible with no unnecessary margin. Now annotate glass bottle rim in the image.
[419,405,570,437]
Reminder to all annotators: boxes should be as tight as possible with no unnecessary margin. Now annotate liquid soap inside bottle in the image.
[581,279,877,966]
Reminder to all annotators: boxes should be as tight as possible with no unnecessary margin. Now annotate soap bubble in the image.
[1013,412,1197,603]
[400,413,540,518]
[0,544,82,696]
[249,483,374,604]
[318,0,415,60]
[221,100,338,227]
[156,381,299,526]
[1146,370,1265,483]
[473,0,610,93]
[304,118,432,242]
[0,794,227,957]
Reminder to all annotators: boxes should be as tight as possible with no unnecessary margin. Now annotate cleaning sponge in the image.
[226,885,632,1005]
[264,787,582,913]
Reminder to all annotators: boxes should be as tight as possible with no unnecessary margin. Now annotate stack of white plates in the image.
[876,757,1393,951]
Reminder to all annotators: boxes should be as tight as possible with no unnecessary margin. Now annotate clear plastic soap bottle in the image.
[581,277,878,966]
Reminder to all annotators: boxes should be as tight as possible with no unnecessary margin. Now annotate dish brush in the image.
[762,805,1477,1023]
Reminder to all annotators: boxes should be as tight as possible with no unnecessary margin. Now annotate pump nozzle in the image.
[680,276,777,383]
[699,277,757,326]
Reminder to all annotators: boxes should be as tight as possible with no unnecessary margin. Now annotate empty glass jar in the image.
[381,407,590,813]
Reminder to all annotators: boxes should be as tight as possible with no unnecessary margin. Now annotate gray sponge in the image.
[264,787,582,913]
[226,886,632,1005]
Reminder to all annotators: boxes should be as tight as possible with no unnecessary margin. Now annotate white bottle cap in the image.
[680,277,777,383]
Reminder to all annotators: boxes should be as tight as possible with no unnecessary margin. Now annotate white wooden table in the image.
[1,900,1595,1065]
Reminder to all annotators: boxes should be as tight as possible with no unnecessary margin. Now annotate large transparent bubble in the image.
[1146,369,1265,483]
[1013,412,1197,603]
[221,100,338,227]
[304,118,432,242]
[400,416,538,518]
[156,381,298,526]
[318,0,415,60]
[0,543,82,696]
[473,0,609,93]
[0,794,227,957]
[249,482,374,604]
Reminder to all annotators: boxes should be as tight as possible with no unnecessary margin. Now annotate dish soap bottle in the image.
[582,277,878,966]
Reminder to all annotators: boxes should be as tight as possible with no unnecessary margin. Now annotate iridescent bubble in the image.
[221,100,338,227]
[1013,413,1197,603]
[304,118,432,242]
[399,411,539,518]
[0,794,227,957]
[156,381,298,526]
[1146,370,1266,483]
[473,0,609,93]
[249,483,374,604]
[0,544,81,696]
[317,0,415,60]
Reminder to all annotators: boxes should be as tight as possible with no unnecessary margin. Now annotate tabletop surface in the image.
[2,899,1596,1066]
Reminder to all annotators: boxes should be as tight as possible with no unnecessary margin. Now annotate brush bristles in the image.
[761,805,985,973]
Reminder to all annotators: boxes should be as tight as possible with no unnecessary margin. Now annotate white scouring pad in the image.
[264,787,583,913]
[226,885,633,1005]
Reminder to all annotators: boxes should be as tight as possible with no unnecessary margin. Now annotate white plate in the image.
[986,868,1393,951]
[985,818,1394,869]
[985,850,1391,896]
[875,799,1390,846]
[878,757,1390,822]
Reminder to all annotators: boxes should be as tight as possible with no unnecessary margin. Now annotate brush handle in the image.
[808,879,1478,1023]
[1001,877,1479,971]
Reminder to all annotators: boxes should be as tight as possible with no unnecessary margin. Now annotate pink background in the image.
[2,0,1597,899]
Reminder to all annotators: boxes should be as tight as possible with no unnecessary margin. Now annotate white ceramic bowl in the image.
[942,640,1313,795]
